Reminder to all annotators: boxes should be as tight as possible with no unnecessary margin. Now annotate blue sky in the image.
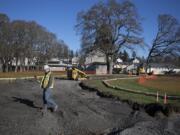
[0,0,180,57]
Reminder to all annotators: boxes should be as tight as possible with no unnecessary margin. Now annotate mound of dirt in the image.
[0,80,179,135]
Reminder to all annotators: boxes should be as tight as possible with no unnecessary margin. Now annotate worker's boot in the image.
[42,105,47,116]
[53,105,58,112]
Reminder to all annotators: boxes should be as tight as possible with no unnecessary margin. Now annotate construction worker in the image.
[40,65,58,112]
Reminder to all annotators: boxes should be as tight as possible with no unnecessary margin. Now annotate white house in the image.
[84,50,107,74]
[47,58,70,71]
[116,58,123,63]
[126,63,139,71]
[85,62,107,75]
[113,57,141,74]
[147,63,180,75]
[132,58,140,64]
[85,50,106,65]
[124,58,140,73]
[72,57,79,65]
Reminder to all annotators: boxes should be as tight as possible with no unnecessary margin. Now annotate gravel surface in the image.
[0,79,179,135]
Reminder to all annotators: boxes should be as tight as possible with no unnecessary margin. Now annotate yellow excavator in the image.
[139,67,145,74]
[137,63,146,75]
[66,67,87,80]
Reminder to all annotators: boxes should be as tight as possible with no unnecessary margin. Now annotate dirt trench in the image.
[0,79,180,135]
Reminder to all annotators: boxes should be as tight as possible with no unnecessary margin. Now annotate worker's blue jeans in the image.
[43,88,57,109]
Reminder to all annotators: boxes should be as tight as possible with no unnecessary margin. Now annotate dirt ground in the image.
[0,79,180,135]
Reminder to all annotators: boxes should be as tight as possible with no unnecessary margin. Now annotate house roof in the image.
[86,50,105,57]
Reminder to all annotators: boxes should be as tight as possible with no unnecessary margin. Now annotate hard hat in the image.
[44,65,50,70]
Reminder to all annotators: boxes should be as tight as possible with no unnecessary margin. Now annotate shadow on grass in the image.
[12,97,41,109]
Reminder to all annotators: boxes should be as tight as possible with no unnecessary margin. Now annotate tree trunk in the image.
[20,64,22,72]
[9,61,13,72]
[23,57,26,71]
[2,60,8,72]
[27,59,31,71]
[0,64,2,72]
[106,55,110,74]
[15,58,18,72]
[2,64,6,72]
[145,57,150,74]
[1,58,6,72]
[5,63,8,72]
[36,60,40,71]
[27,64,29,71]
[0,59,3,72]
[109,55,113,74]
[19,57,23,72]
[106,55,113,74]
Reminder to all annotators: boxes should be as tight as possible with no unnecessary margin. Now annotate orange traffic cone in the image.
[156,91,159,102]
[164,93,167,104]
[138,76,145,84]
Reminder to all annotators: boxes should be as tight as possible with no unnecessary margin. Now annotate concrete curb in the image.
[0,74,67,81]
[103,77,139,81]
[0,76,43,81]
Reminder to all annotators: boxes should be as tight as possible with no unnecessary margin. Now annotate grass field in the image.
[82,76,180,106]
[83,80,158,104]
[108,76,180,96]
[0,71,66,78]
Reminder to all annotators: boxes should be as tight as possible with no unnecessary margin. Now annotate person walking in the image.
[40,65,58,113]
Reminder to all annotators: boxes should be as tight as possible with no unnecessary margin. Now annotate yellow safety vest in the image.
[40,72,54,89]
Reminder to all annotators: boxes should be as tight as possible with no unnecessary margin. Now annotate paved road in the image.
[0,79,180,135]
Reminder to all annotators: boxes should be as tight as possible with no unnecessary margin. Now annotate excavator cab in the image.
[66,67,73,79]
[67,67,87,80]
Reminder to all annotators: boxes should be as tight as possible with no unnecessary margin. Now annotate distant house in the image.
[116,58,123,63]
[113,57,141,74]
[85,62,107,75]
[85,51,107,75]
[72,57,79,65]
[85,50,106,65]
[126,63,139,72]
[132,58,140,64]
[59,58,71,65]
[125,58,140,73]
[114,58,128,70]
[47,58,71,71]
[147,63,180,75]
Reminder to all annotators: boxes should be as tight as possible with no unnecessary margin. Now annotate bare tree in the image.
[0,13,13,72]
[146,14,180,70]
[55,40,71,60]
[76,0,143,74]
[11,20,30,71]
[132,51,136,58]
[69,50,74,59]
[63,45,69,59]
[0,13,71,72]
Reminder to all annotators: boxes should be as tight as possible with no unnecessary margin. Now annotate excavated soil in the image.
[0,79,180,135]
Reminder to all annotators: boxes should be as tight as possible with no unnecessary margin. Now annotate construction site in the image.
[1,0,180,135]
[0,77,180,135]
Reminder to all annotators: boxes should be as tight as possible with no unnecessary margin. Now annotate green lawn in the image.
[82,79,180,106]
[108,76,180,96]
